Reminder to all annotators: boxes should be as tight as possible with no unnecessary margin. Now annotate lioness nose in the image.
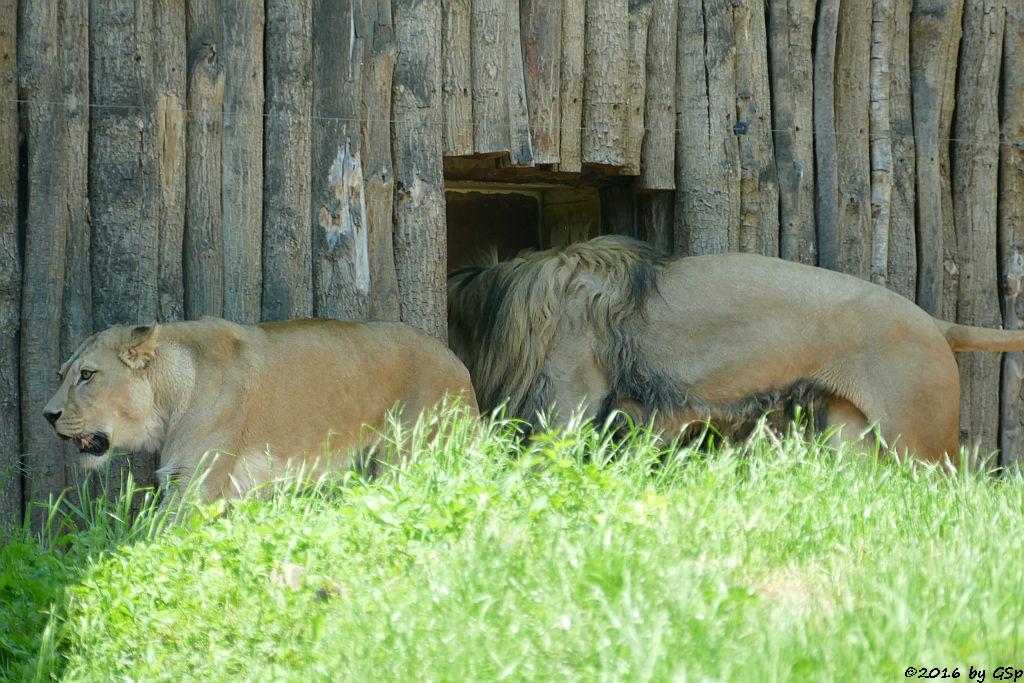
[43,410,60,426]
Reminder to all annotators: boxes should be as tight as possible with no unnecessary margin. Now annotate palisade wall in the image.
[1,0,1023,533]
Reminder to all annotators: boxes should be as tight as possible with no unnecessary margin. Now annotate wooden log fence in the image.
[2,0,1024,533]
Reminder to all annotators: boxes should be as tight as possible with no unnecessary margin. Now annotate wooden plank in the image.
[221,0,263,323]
[886,0,916,300]
[638,0,676,191]
[768,0,816,263]
[471,0,509,156]
[442,0,473,156]
[393,0,447,340]
[312,0,373,320]
[1000,0,1024,471]
[505,0,534,166]
[911,0,963,318]
[953,0,1005,465]
[18,0,90,534]
[624,1,651,176]
[0,0,21,534]
[184,42,225,319]
[521,0,561,165]
[263,0,313,322]
[154,0,187,324]
[582,0,628,168]
[558,0,584,172]
[735,0,778,257]
[675,0,739,254]
[361,13,402,320]
[869,0,895,287]
[834,0,872,278]
[813,0,839,270]
[89,0,159,329]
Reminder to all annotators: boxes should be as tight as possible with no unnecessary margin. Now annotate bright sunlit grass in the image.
[4,408,1024,681]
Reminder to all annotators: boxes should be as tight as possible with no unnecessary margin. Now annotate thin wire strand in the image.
[2,96,1021,148]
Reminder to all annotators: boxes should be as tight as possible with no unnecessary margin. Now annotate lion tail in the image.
[933,318,1024,352]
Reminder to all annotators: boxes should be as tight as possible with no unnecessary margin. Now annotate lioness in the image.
[448,236,1024,467]
[43,317,478,504]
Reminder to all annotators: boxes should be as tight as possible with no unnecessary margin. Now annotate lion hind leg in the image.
[823,397,876,454]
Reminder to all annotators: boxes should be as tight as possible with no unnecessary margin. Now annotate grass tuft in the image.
[3,409,1024,681]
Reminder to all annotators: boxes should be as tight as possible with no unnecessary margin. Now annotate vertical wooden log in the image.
[89,0,159,329]
[813,0,839,270]
[558,0,585,172]
[221,0,263,323]
[734,0,778,257]
[1001,254,1024,471]
[675,0,739,254]
[184,41,225,319]
[582,0,628,168]
[911,0,963,318]
[19,0,90,533]
[263,0,313,322]
[834,0,872,278]
[393,0,447,340]
[521,0,561,165]
[869,0,895,287]
[312,1,372,320]
[1000,0,1024,471]
[442,0,473,156]
[953,0,1005,464]
[154,0,187,324]
[624,1,651,176]
[361,12,401,320]
[472,0,508,156]
[0,0,21,534]
[638,0,676,191]
[886,0,916,300]
[768,0,816,264]
[505,0,534,166]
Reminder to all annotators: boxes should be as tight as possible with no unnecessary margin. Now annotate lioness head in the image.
[43,324,164,467]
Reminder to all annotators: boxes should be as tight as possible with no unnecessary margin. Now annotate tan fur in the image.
[43,317,478,503]
[448,236,1024,467]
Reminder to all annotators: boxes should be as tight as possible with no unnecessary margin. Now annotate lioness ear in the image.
[120,323,159,370]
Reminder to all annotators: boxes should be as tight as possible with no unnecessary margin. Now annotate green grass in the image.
[3,409,1024,682]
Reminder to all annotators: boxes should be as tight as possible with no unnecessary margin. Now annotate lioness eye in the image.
[78,369,95,383]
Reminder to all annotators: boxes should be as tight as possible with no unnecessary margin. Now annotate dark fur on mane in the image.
[448,236,670,419]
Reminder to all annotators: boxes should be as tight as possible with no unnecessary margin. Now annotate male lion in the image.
[43,317,478,504]
[448,235,1024,467]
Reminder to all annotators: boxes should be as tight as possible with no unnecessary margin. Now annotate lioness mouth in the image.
[70,433,111,455]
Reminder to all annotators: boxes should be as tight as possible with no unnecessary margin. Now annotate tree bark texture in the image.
[953,0,1005,465]
[1000,0,1024,471]
[911,0,963,319]
[442,0,473,156]
[393,0,447,340]
[558,0,585,172]
[734,0,778,257]
[582,0,628,169]
[0,0,21,536]
[768,0,816,264]
[263,0,313,322]
[18,0,90,534]
[675,0,739,255]
[521,0,561,165]
[638,0,676,191]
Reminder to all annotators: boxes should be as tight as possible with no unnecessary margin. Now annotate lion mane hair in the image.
[448,236,827,439]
